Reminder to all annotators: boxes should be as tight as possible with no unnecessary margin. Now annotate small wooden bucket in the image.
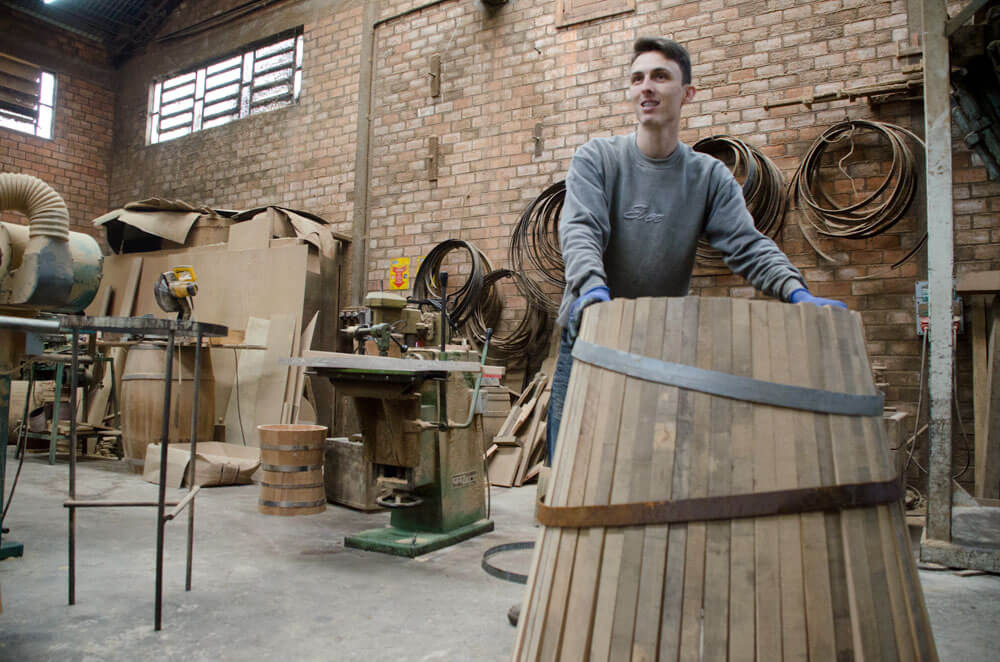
[120,343,214,475]
[513,297,937,661]
[258,424,327,516]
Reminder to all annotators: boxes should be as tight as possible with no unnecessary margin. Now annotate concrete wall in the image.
[0,10,114,237]
[99,0,1000,485]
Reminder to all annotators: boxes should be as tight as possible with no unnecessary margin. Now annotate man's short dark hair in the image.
[632,37,691,85]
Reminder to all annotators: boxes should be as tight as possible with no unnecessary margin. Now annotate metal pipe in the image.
[65,500,182,508]
[154,331,175,631]
[438,271,449,430]
[0,315,60,332]
[449,329,492,430]
[186,331,203,591]
[167,486,201,522]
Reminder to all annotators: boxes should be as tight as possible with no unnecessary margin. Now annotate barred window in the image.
[0,53,55,140]
[147,29,303,145]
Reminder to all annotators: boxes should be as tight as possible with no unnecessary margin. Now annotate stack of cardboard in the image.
[86,203,348,449]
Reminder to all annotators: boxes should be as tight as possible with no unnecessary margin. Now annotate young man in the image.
[547,37,845,464]
[508,37,844,628]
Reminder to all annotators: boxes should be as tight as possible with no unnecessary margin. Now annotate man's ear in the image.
[682,84,697,105]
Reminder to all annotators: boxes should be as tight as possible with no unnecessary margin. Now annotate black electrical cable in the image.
[508,181,566,315]
[411,240,496,331]
[787,119,927,271]
[693,135,787,268]
[466,269,550,360]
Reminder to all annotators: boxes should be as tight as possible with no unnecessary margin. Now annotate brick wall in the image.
[0,11,113,237]
[106,0,999,488]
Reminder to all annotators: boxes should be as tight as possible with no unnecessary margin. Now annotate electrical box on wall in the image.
[914,280,964,336]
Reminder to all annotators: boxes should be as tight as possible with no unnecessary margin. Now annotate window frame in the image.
[146,28,304,145]
[0,57,56,140]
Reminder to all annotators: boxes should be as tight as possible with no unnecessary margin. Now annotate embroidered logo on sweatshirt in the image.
[623,204,664,224]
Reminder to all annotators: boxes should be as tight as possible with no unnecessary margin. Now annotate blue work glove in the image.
[568,286,610,343]
[789,287,847,310]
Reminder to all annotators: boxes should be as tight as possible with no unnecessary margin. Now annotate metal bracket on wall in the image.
[533,123,543,157]
[428,136,439,182]
[430,54,441,98]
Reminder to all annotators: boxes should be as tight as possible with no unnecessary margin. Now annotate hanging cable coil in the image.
[411,240,497,331]
[786,119,926,270]
[508,181,566,314]
[693,135,787,268]
[466,269,550,360]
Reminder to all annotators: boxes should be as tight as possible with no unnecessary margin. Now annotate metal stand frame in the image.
[58,316,226,630]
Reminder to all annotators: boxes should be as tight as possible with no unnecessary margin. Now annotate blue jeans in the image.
[545,330,574,465]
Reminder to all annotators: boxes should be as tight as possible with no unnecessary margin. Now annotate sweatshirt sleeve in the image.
[702,160,806,301]
[560,141,612,299]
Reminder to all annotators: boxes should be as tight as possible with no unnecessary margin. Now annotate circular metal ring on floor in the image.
[481,541,535,585]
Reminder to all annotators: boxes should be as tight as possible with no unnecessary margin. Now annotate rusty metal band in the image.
[260,464,323,472]
[259,444,323,451]
[537,478,903,529]
[258,498,327,509]
[260,482,325,489]
[572,339,884,417]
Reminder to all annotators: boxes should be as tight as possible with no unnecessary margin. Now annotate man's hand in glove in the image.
[789,288,847,310]
[568,286,611,343]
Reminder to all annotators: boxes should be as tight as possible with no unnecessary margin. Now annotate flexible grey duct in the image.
[0,173,74,306]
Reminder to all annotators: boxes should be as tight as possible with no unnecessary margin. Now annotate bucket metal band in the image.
[260,482,325,490]
[260,443,323,451]
[261,463,323,473]
[572,339,884,417]
[537,478,903,529]
[258,498,326,509]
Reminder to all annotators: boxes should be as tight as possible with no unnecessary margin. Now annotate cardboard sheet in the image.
[143,441,261,487]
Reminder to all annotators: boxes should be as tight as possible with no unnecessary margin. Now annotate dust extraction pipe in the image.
[0,173,102,311]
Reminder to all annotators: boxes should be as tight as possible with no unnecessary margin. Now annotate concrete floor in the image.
[1,450,999,662]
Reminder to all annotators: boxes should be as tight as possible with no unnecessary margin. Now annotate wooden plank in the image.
[222,318,270,447]
[488,444,522,487]
[971,296,990,497]
[633,296,684,660]
[678,297,713,659]
[727,297,756,662]
[802,303,856,658]
[980,300,1000,498]
[658,296,699,660]
[956,269,1000,294]
[769,301,808,660]
[118,256,143,317]
[787,303,837,660]
[751,299,781,660]
[825,306,885,658]
[227,215,272,251]
[607,298,661,659]
[514,390,549,487]
[702,297,733,660]
[291,312,318,423]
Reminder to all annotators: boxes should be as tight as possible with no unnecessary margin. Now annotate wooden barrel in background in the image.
[258,424,328,516]
[120,343,214,475]
[513,296,937,662]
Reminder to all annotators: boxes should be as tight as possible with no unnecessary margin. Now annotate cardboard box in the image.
[143,442,260,487]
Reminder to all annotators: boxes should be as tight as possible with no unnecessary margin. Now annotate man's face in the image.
[629,51,695,129]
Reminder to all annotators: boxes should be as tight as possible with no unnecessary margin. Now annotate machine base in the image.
[0,539,24,560]
[345,519,494,558]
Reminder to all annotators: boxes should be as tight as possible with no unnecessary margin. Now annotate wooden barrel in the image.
[513,297,937,661]
[120,343,214,475]
[258,424,328,516]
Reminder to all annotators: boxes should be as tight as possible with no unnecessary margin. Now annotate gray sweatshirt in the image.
[556,134,805,328]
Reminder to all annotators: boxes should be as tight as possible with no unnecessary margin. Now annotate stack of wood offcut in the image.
[486,371,552,487]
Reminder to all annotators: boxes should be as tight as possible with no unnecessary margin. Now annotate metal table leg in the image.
[186,330,203,591]
[154,330,175,631]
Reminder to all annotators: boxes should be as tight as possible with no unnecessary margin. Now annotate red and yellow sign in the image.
[389,257,410,290]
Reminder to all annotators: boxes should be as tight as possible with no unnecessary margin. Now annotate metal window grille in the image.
[147,31,303,144]
[0,52,55,140]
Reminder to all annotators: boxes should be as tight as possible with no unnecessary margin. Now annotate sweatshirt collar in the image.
[629,132,686,167]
